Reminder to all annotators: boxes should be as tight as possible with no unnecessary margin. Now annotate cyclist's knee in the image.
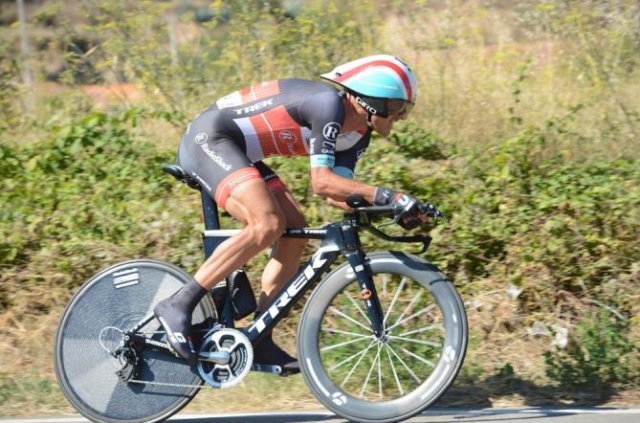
[250,211,285,249]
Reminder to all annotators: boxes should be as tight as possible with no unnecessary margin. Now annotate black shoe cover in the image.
[154,280,206,365]
[254,335,300,374]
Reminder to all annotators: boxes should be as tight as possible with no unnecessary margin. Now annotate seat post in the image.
[201,190,222,259]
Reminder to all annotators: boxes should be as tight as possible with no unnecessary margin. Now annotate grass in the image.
[0,299,637,417]
[10,287,640,417]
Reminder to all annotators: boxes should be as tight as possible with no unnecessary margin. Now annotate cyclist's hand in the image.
[418,202,445,220]
[373,187,445,229]
[389,193,422,230]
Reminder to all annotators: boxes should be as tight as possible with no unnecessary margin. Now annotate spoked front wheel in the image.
[54,259,216,423]
[298,252,467,423]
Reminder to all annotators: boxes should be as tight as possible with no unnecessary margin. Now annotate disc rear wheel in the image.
[54,259,216,423]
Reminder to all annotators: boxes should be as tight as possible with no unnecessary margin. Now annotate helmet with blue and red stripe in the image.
[321,55,418,117]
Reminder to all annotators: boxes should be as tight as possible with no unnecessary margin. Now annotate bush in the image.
[0,107,203,306]
[544,309,640,390]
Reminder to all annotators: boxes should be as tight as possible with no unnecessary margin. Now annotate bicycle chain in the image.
[120,326,244,390]
[115,330,215,390]
[126,378,213,390]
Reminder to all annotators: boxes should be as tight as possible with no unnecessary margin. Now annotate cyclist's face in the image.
[371,107,409,136]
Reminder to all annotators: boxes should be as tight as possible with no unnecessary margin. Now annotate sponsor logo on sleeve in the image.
[322,122,341,141]
[322,140,336,155]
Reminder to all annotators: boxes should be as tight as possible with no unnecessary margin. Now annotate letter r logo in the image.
[323,122,341,141]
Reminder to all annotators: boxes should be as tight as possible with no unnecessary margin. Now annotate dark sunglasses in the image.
[356,96,413,118]
[386,99,413,117]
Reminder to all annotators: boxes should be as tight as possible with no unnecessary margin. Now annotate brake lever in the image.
[368,221,433,254]
[418,235,432,254]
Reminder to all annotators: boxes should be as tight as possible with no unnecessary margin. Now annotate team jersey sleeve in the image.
[333,131,371,179]
[300,91,346,169]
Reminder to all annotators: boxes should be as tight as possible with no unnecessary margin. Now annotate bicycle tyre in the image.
[298,251,467,423]
[54,259,216,423]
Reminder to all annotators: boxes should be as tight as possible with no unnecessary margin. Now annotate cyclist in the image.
[154,55,426,371]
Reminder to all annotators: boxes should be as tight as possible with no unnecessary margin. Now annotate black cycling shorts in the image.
[177,108,287,209]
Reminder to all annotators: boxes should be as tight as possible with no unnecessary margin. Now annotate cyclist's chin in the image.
[371,116,393,137]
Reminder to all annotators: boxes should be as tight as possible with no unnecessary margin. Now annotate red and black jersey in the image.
[190,79,371,178]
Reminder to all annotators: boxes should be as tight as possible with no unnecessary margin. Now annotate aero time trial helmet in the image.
[321,55,418,118]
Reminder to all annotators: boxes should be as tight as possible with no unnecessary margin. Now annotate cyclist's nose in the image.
[395,112,408,121]
[389,113,405,123]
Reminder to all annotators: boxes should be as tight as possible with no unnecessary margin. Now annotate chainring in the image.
[197,328,253,389]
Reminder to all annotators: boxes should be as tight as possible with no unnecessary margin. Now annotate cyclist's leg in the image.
[204,174,306,370]
[195,178,285,288]
[156,176,283,363]
[248,163,306,372]
[253,161,308,309]
[156,118,286,362]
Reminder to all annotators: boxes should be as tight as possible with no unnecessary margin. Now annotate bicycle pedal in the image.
[252,363,300,376]
[251,363,285,376]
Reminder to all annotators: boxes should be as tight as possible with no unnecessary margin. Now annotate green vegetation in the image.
[1,0,639,415]
[545,309,640,391]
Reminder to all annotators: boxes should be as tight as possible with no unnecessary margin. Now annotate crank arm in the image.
[198,351,231,365]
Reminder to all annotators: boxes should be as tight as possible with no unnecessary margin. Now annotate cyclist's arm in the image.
[301,89,375,208]
[311,167,376,208]
[311,131,374,209]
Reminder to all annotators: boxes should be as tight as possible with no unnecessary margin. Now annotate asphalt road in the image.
[2,408,640,423]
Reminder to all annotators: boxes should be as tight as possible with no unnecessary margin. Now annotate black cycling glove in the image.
[373,187,422,230]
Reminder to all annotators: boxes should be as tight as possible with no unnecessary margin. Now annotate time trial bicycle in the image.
[54,164,468,423]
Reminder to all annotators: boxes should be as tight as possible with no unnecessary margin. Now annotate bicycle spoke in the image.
[396,323,442,338]
[377,343,383,399]
[400,287,423,321]
[322,327,372,339]
[329,341,375,372]
[382,274,389,299]
[385,343,421,384]
[359,343,381,398]
[387,303,435,333]
[383,277,408,327]
[385,344,404,395]
[388,335,441,348]
[388,289,426,331]
[328,306,372,334]
[340,341,377,388]
[401,347,436,368]
[345,291,372,326]
[321,335,371,352]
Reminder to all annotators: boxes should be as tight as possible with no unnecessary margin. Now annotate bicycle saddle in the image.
[162,164,201,191]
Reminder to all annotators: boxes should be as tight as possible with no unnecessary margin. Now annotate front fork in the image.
[343,231,385,338]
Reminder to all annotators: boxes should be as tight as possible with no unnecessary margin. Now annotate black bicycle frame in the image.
[200,191,386,344]
[204,222,386,345]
